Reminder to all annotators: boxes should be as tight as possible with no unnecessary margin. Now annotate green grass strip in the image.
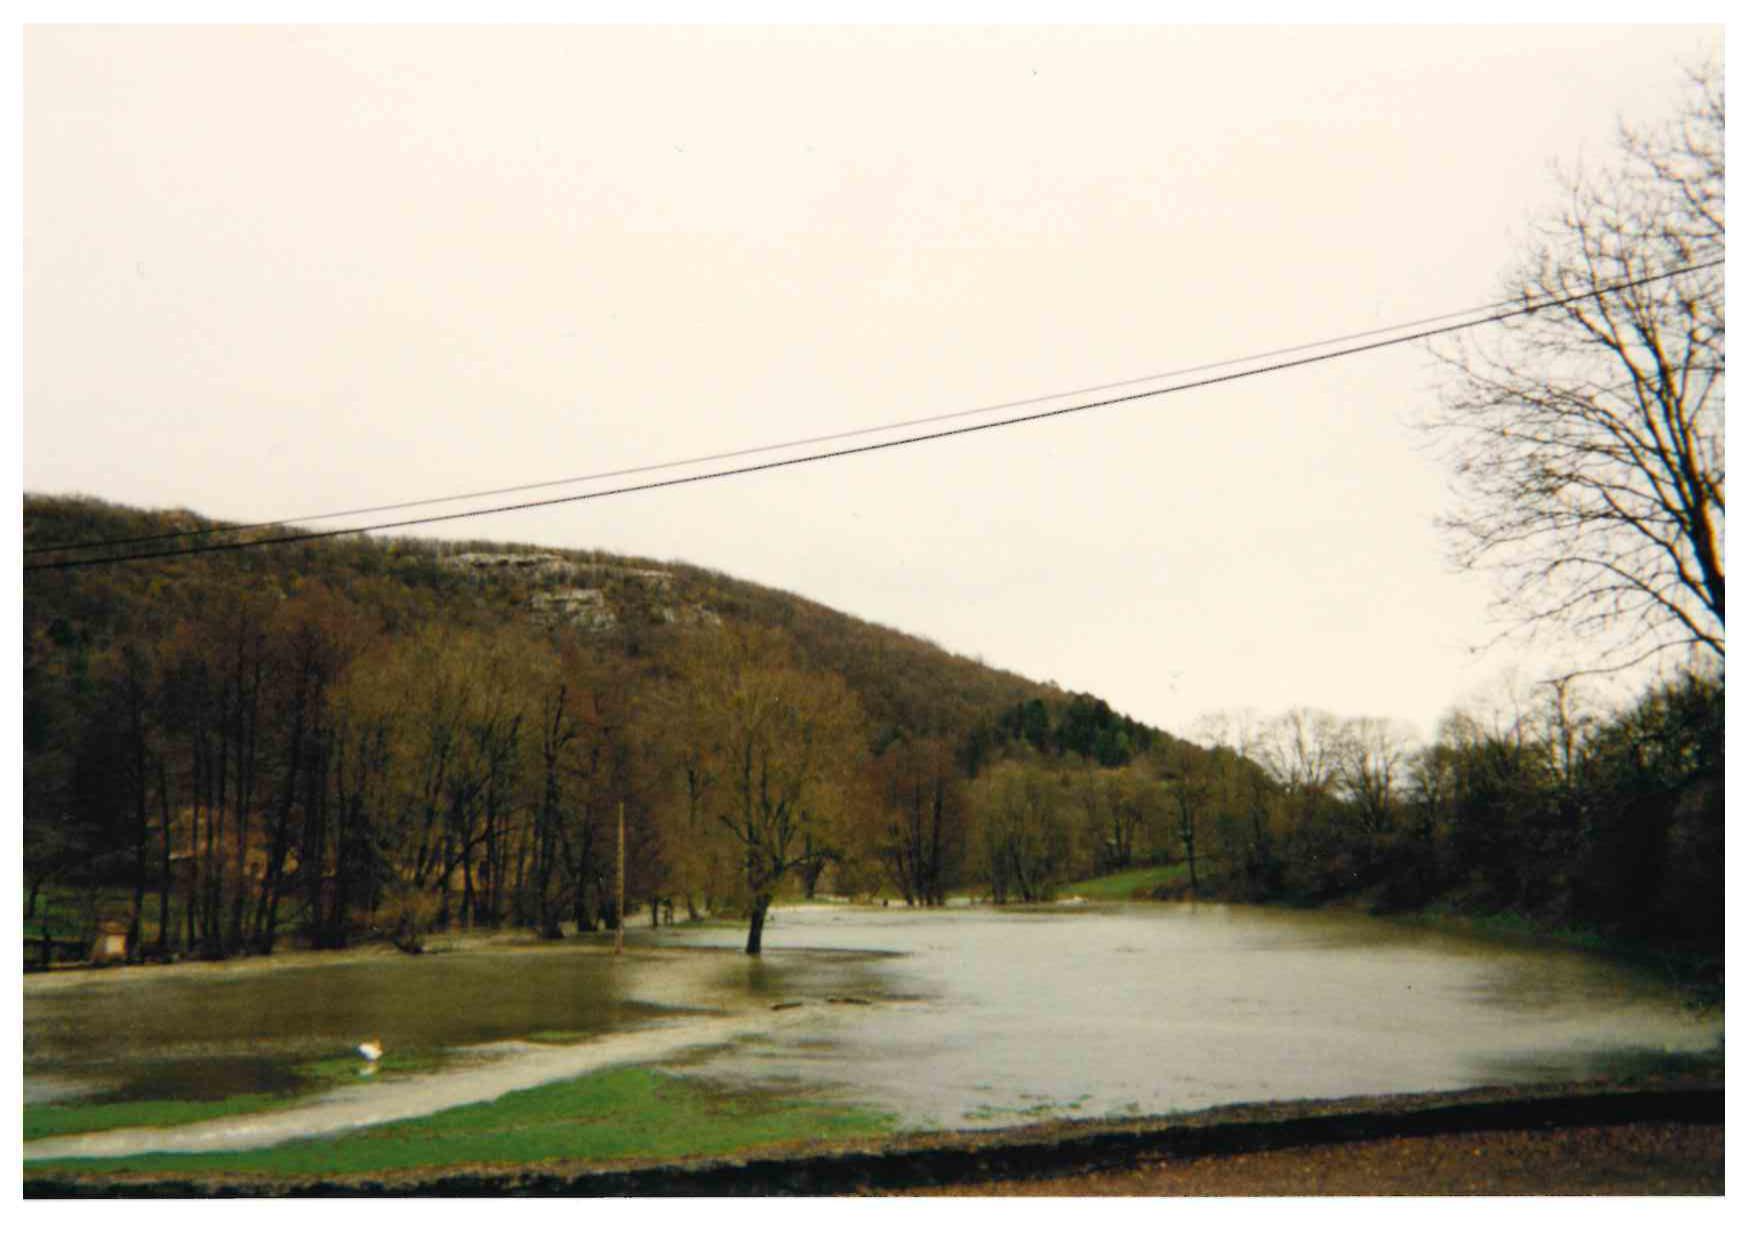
[28,1067,895,1178]
[1061,864,1188,901]
[25,1094,296,1142]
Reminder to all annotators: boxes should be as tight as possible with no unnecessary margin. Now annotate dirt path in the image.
[903,1121,1722,1195]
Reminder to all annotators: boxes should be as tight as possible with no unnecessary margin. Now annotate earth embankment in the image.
[25,1078,1722,1198]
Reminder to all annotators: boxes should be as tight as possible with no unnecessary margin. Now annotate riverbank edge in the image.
[1120,877,1723,1008]
[24,1078,1722,1198]
[23,895,1718,997]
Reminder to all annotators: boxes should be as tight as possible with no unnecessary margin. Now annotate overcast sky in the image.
[21,23,1724,740]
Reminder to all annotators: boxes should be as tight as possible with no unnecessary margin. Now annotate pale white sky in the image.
[20,22,1725,740]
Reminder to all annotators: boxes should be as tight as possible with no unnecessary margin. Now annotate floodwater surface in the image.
[22,902,1720,1156]
[651,903,1721,1129]
[23,937,883,1106]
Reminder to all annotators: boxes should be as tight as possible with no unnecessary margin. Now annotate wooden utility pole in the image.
[615,800,625,955]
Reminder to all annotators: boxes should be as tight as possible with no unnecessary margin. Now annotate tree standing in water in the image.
[682,627,866,954]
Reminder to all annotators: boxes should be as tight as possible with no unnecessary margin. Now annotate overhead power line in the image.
[34,269,1697,562]
[25,255,1723,574]
[26,290,1547,558]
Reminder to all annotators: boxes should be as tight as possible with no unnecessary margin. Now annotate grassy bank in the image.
[1059,865,1721,1008]
[1380,904,1723,1008]
[1060,864,1188,902]
[27,1066,895,1178]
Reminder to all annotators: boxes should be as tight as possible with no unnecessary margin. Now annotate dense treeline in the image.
[24,496,1722,964]
[21,496,1115,956]
[1179,680,1723,959]
[982,693,1155,769]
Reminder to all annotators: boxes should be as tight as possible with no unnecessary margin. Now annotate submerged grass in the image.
[25,1094,294,1143]
[24,1050,460,1141]
[1387,905,1723,1010]
[1392,907,1611,952]
[28,1066,895,1179]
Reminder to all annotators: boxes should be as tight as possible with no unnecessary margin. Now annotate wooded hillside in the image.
[24,494,1722,970]
[23,495,1174,955]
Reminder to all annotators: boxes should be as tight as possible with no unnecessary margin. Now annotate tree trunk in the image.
[127,663,149,963]
[207,707,228,952]
[927,774,948,906]
[745,891,773,955]
[228,645,262,952]
[303,738,329,946]
[799,832,824,901]
[183,776,199,953]
[186,736,203,953]
[255,670,308,952]
[460,831,476,930]
[157,756,174,954]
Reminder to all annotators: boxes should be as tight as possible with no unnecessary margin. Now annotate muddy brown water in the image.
[22,902,1720,1155]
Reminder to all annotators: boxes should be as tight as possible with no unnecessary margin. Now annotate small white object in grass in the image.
[356,1038,383,1062]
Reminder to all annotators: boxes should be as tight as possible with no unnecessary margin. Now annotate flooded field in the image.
[652,903,1721,1128]
[23,902,1721,1158]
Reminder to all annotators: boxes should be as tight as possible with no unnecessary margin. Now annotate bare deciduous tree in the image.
[1258,706,1341,803]
[871,736,965,907]
[970,763,1078,905]
[1333,716,1418,850]
[683,626,866,953]
[1427,64,1724,670]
